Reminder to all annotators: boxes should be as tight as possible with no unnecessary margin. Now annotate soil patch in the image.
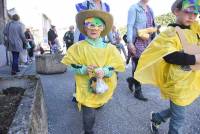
[0,87,25,134]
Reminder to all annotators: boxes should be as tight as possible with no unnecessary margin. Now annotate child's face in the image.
[84,18,105,39]
[175,7,198,26]
[85,27,103,39]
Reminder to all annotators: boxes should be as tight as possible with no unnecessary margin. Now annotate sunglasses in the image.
[84,23,105,31]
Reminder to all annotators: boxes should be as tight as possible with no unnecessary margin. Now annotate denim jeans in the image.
[153,101,186,134]
[12,51,20,72]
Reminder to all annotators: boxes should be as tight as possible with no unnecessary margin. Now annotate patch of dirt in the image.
[0,87,25,134]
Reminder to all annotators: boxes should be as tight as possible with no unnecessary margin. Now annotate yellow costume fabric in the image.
[134,24,200,106]
[61,41,125,108]
[191,21,200,42]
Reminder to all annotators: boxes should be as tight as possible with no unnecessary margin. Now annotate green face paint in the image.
[84,17,105,27]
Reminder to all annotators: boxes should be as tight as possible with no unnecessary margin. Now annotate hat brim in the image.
[76,10,113,37]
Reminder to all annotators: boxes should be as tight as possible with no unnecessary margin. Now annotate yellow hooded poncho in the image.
[61,41,125,108]
[134,22,200,106]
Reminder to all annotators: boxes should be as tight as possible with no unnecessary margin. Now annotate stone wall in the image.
[0,75,48,134]
[35,54,66,74]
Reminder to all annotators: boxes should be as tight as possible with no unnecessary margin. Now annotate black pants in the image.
[82,106,96,134]
[131,57,141,89]
[28,47,34,58]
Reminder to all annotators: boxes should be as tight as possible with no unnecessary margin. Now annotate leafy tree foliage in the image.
[155,12,176,26]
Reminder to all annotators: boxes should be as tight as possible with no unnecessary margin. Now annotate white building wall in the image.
[0,45,7,67]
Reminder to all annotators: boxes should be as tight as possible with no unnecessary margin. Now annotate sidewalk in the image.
[0,62,35,77]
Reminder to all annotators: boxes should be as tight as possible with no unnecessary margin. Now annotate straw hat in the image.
[76,10,113,37]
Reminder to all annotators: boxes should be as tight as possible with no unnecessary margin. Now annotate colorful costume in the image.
[61,40,125,108]
[134,22,200,106]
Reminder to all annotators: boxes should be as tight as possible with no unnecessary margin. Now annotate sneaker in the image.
[72,93,78,103]
[150,112,160,134]
[72,96,78,103]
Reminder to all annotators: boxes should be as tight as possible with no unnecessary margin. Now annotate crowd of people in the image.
[2,0,200,134]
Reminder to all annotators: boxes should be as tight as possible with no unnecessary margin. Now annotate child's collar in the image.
[168,23,191,29]
[85,37,106,48]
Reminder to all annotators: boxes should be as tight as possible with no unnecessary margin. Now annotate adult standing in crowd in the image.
[74,0,110,42]
[25,28,35,62]
[48,25,59,54]
[3,14,27,75]
[126,0,156,101]
[63,25,74,50]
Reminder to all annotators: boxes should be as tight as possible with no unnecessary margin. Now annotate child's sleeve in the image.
[102,66,114,77]
[68,64,87,75]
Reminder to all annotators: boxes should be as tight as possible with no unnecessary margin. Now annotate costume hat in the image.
[76,10,113,37]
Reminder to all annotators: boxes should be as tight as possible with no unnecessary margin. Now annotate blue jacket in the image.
[127,3,155,43]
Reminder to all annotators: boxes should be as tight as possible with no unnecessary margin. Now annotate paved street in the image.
[1,63,200,134]
[39,64,200,134]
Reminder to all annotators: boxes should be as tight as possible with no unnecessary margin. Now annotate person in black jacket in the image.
[63,25,74,50]
[48,25,58,53]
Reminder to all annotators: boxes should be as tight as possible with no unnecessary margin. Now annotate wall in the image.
[0,0,7,67]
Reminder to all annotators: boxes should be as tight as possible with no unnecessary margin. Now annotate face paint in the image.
[182,0,200,13]
[84,17,105,31]
[182,6,199,14]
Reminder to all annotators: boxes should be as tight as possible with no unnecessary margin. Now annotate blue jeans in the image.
[12,51,20,72]
[153,101,186,134]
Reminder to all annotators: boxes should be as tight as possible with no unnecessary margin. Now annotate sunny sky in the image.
[7,0,175,28]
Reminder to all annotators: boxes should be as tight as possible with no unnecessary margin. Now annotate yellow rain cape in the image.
[134,23,200,106]
[61,41,125,108]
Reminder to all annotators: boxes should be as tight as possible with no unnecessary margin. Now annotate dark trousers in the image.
[82,106,96,134]
[131,57,141,90]
[12,51,19,72]
[28,47,34,57]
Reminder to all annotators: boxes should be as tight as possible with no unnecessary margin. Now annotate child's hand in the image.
[95,68,104,79]
[87,65,97,74]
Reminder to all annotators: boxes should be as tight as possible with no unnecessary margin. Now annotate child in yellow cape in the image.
[61,10,125,134]
[134,0,200,134]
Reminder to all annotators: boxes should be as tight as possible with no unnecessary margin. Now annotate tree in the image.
[155,12,176,26]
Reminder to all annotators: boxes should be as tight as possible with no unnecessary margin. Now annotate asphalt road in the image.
[38,65,200,134]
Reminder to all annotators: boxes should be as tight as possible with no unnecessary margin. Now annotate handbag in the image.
[175,26,200,70]
[23,42,31,49]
